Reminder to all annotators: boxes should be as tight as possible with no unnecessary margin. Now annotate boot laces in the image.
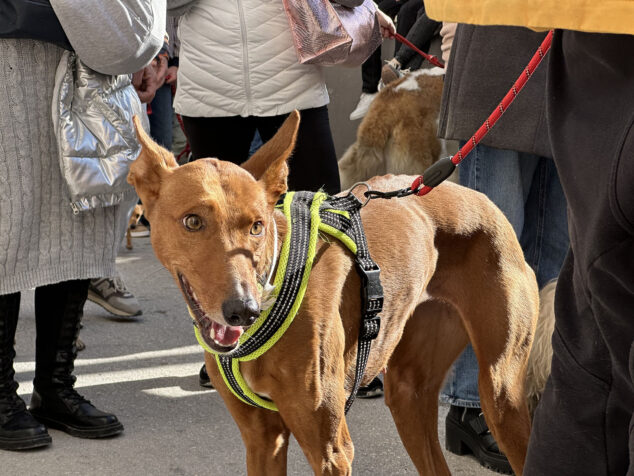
[0,387,27,418]
[58,386,92,408]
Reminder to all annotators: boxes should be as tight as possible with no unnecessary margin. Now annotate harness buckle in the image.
[356,264,384,331]
[360,316,381,341]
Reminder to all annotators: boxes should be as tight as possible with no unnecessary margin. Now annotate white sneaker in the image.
[349,92,378,121]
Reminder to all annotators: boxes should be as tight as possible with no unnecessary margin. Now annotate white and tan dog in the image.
[339,68,445,189]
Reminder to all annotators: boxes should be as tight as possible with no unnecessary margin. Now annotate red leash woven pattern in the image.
[409,30,554,196]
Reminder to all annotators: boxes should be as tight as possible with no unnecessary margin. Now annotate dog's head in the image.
[128,112,300,353]
[128,203,144,229]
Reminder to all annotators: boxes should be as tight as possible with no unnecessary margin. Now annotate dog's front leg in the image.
[272,361,353,476]
[204,355,290,476]
[281,402,353,476]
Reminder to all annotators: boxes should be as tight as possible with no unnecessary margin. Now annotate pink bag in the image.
[283,0,382,67]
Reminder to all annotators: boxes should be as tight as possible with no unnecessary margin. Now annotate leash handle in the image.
[393,33,445,69]
[409,30,555,197]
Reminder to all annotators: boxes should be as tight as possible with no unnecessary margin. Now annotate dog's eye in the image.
[250,221,264,236]
[183,214,204,231]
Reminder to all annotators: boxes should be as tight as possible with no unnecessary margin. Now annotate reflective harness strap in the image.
[208,191,382,413]
[324,194,383,414]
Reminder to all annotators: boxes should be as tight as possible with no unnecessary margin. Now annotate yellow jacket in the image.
[425,0,634,35]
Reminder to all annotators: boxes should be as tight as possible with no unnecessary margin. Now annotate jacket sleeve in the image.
[50,0,166,75]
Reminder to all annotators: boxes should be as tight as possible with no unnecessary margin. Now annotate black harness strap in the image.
[325,194,383,413]
[214,191,383,414]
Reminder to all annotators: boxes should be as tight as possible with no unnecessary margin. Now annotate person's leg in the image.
[182,115,256,164]
[394,0,423,55]
[525,30,634,476]
[394,12,440,69]
[148,83,174,151]
[351,0,402,120]
[257,106,341,195]
[518,155,569,288]
[0,292,51,450]
[30,279,124,438]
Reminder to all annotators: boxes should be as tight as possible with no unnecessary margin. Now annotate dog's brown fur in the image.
[126,203,145,250]
[339,69,444,189]
[129,112,538,475]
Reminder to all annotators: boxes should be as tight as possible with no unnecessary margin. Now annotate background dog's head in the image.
[128,203,144,230]
[128,112,300,353]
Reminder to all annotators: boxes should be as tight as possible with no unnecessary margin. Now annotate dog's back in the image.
[339,69,444,188]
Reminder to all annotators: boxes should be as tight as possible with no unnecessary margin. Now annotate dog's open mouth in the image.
[178,273,244,353]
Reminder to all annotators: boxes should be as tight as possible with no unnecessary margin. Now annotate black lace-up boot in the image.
[29,280,123,438]
[0,292,51,450]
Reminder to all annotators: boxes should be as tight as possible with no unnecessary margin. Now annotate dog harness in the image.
[191,190,383,413]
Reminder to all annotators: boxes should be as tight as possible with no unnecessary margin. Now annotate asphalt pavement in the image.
[7,236,497,476]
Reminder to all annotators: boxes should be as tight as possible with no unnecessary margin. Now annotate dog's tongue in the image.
[212,321,243,347]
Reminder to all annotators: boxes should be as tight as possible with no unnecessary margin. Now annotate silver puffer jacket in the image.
[52,51,148,213]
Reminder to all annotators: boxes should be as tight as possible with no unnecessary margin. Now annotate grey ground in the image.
[7,236,497,476]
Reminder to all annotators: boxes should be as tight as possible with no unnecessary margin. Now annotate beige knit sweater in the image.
[0,39,134,295]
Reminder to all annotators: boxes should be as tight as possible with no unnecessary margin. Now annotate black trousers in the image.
[182,105,340,195]
[394,10,440,71]
[361,0,422,93]
[525,31,634,476]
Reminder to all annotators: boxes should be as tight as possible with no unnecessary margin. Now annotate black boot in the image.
[445,405,513,474]
[0,292,51,450]
[29,280,123,439]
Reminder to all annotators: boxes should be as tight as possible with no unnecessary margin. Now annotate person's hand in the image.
[376,9,396,38]
[152,55,169,88]
[133,64,161,104]
[165,65,178,85]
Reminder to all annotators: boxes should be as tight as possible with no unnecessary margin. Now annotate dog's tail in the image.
[338,142,386,190]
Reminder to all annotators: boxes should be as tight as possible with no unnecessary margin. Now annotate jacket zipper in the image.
[236,0,252,115]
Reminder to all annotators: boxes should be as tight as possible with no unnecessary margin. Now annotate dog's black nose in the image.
[222,297,260,327]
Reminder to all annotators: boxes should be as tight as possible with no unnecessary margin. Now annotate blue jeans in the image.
[441,144,569,407]
[149,84,174,151]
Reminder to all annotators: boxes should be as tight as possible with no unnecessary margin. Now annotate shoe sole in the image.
[0,433,52,451]
[356,388,384,399]
[130,230,150,237]
[31,413,124,439]
[87,291,142,317]
[199,378,215,389]
[445,417,513,474]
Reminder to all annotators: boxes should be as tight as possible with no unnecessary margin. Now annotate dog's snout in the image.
[222,297,260,327]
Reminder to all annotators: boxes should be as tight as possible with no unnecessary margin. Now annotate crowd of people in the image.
[0,0,632,475]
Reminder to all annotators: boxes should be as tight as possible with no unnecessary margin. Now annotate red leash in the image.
[407,30,554,196]
[393,33,445,69]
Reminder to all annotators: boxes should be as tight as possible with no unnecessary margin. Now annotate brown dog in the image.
[338,68,444,189]
[126,203,145,250]
[128,112,538,475]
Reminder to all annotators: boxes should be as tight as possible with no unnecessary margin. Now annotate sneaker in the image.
[87,276,142,317]
[356,376,384,398]
[349,92,378,121]
[445,405,512,474]
[381,59,404,85]
[199,364,214,389]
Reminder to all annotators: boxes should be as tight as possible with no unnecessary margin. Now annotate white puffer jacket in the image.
[174,0,329,118]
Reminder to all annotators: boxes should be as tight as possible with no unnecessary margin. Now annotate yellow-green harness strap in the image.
[199,191,381,411]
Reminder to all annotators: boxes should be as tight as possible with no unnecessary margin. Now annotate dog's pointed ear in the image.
[241,110,299,205]
[127,115,178,216]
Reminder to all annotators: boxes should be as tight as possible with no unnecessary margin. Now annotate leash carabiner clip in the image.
[347,182,373,208]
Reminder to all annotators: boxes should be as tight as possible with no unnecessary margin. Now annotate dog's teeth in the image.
[209,327,215,341]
